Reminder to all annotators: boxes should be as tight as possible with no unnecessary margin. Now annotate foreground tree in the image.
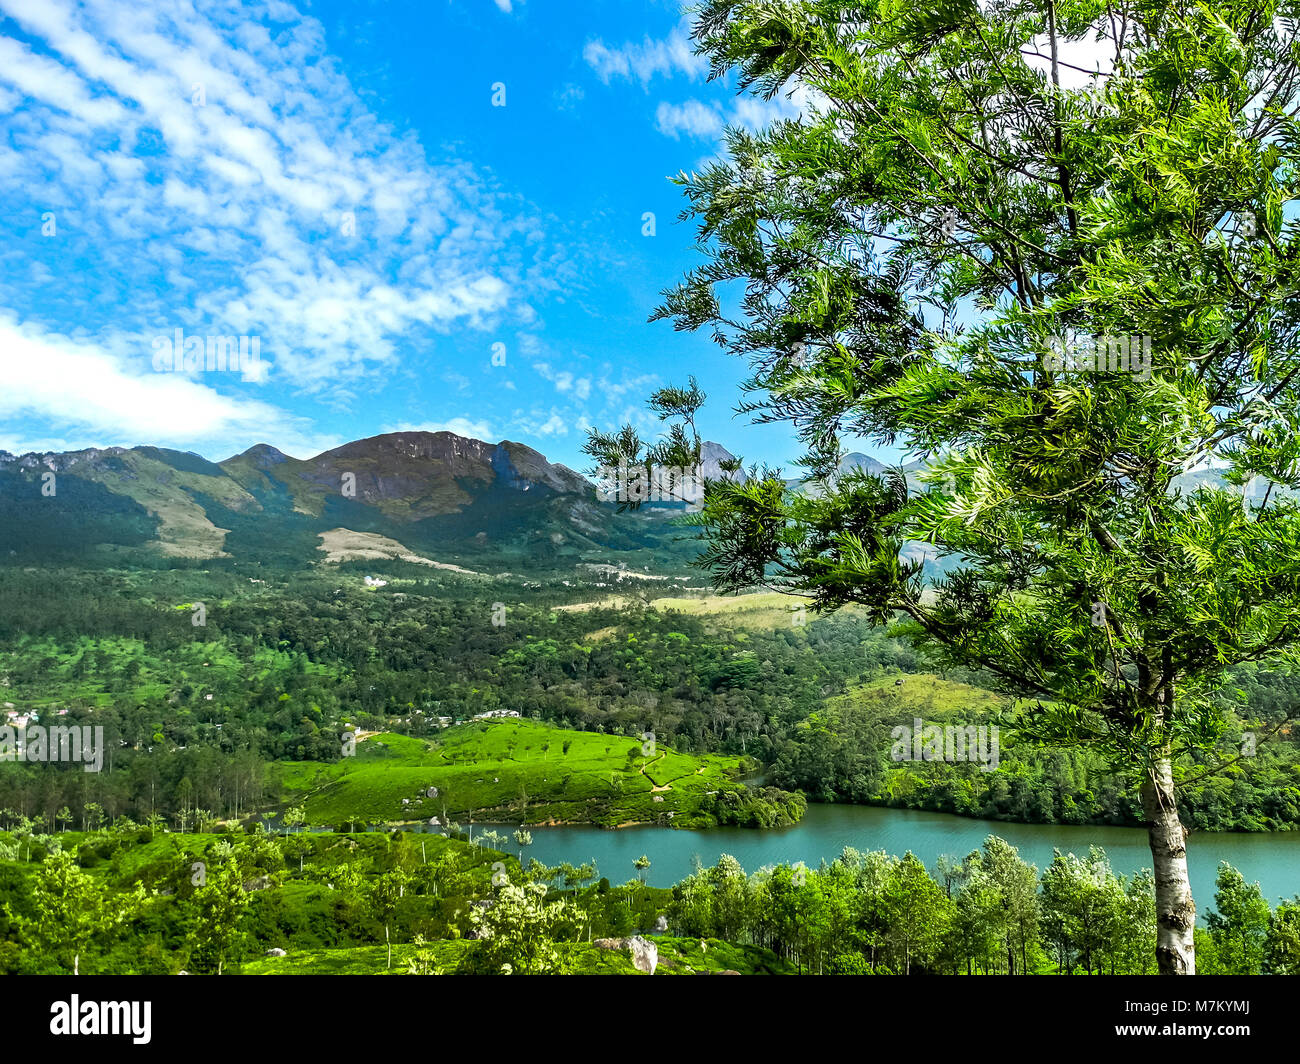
[592,0,1300,973]
[29,850,129,975]
[469,880,586,975]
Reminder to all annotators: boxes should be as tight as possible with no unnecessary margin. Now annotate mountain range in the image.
[0,432,1256,575]
[0,432,693,573]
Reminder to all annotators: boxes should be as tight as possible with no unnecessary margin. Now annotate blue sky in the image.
[0,0,829,473]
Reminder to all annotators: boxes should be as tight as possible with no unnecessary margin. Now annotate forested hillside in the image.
[1,565,1295,834]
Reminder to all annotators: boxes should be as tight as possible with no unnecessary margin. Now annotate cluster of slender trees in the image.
[667,839,1300,976]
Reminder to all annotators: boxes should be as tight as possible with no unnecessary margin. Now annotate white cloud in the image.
[655,100,724,140]
[511,408,569,438]
[599,371,658,401]
[583,20,706,88]
[533,414,568,437]
[0,315,325,456]
[385,418,497,441]
[533,360,592,400]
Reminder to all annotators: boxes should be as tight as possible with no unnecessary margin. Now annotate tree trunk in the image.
[1141,756,1196,974]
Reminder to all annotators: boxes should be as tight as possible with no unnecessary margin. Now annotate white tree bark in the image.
[1142,757,1196,974]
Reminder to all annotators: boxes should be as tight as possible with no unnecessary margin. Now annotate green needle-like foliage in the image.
[596,0,1300,973]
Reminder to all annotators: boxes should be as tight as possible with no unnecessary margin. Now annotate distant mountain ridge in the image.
[218,432,590,522]
[0,434,1261,575]
[783,451,890,495]
[0,431,686,572]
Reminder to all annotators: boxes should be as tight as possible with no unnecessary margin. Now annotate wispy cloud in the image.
[534,361,592,401]
[655,99,724,140]
[512,408,570,438]
[554,82,585,111]
[583,19,706,88]
[0,0,546,401]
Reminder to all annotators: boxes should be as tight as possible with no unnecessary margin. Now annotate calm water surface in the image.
[453,803,1300,910]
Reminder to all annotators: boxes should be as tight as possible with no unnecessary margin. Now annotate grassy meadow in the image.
[278,719,753,829]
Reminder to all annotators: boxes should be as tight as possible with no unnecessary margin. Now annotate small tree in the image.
[1264,897,1300,974]
[29,850,125,974]
[1207,863,1270,974]
[406,934,443,976]
[187,856,250,975]
[513,828,533,865]
[371,868,411,971]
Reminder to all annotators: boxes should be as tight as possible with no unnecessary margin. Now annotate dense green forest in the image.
[0,565,1296,833]
[1,822,1295,975]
